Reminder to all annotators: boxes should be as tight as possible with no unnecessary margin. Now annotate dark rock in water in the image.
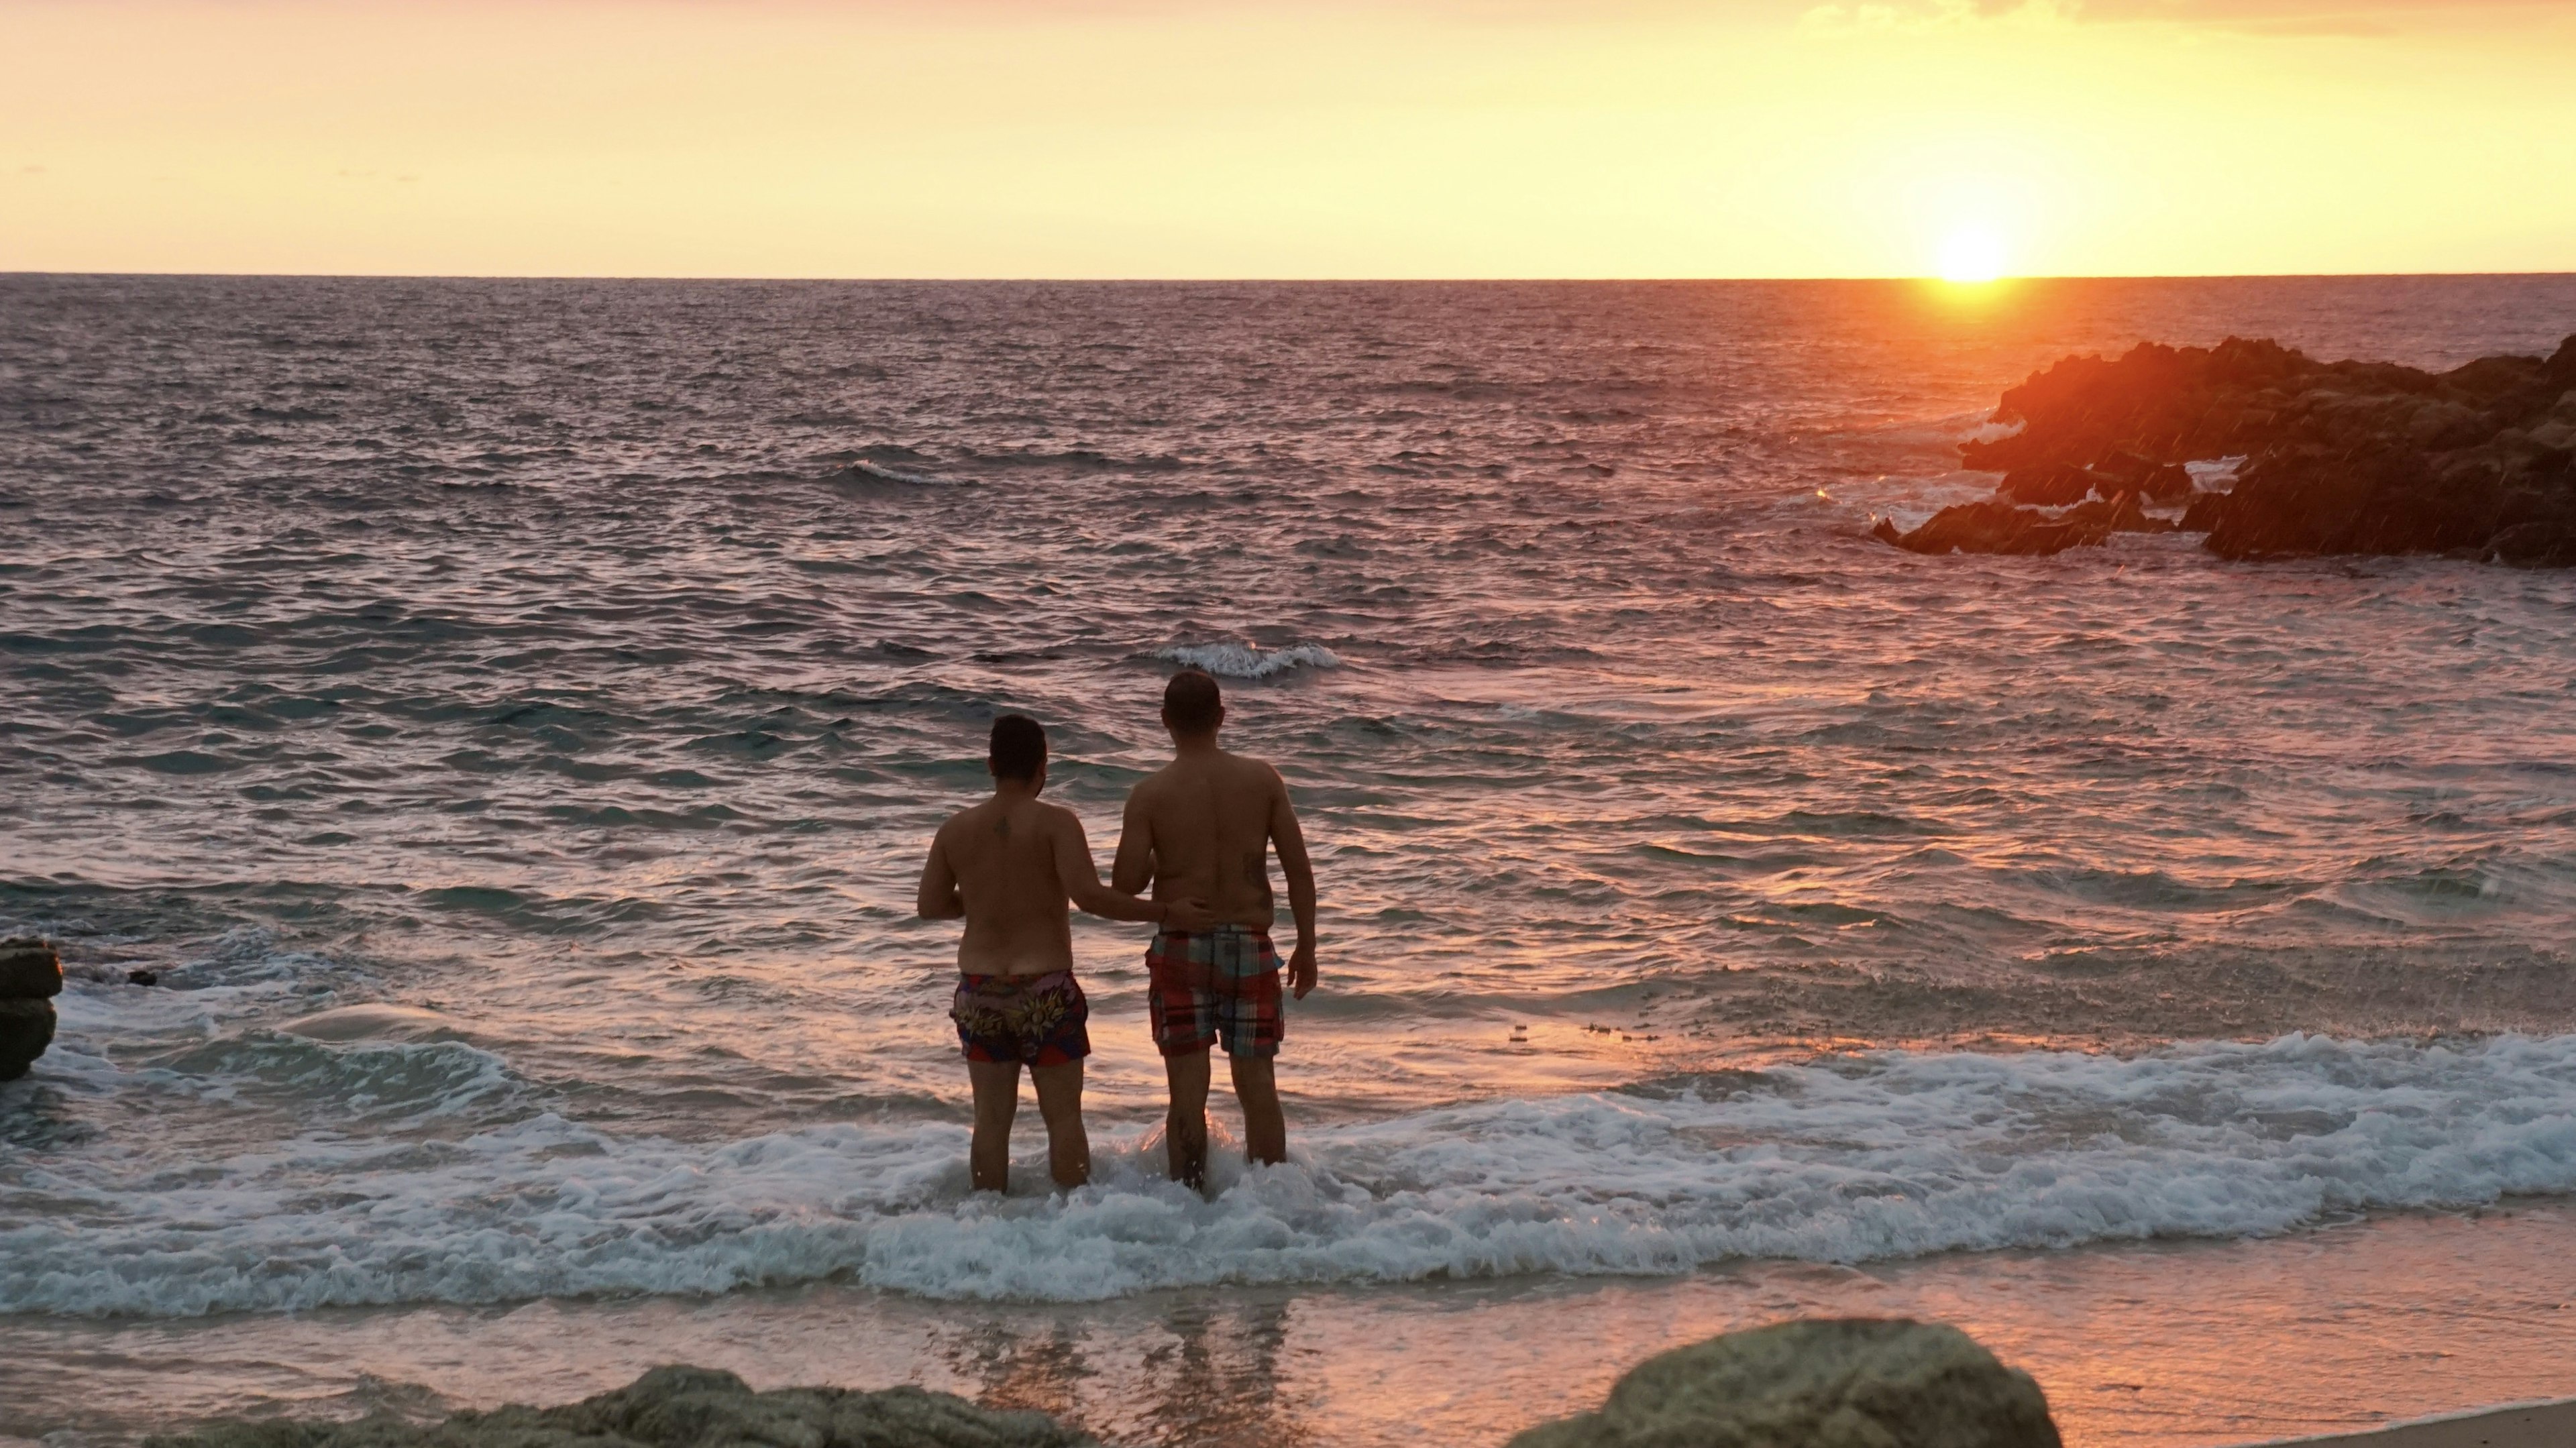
[2179,488,2231,534]
[0,940,62,1000]
[1997,463,2098,507]
[1505,1318,2060,1448]
[1996,454,2191,510]
[129,968,160,987]
[2485,520,2576,566]
[1875,501,2105,555]
[146,1365,1099,1448]
[0,999,56,1081]
[1959,333,2576,563]
[2199,429,2576,560]
[2063,490,2174,535]
[2095,449,2195,504]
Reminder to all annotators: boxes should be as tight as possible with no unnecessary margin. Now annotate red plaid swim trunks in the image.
[951,970,1091,1067]
[1146,926,1284,1060]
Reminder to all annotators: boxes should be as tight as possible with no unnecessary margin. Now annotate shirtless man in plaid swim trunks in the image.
[1112,669,1319,1190]
[918,714,1208,1194]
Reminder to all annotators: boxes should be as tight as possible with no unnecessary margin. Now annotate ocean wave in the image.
[10,1034,2576,1318]
[816,459,949,492]
[156,1030,521,1120]
[1157,643,1343,679]
[847,460,943,487]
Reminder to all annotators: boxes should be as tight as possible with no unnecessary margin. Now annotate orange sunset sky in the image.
[3,0,2572,279]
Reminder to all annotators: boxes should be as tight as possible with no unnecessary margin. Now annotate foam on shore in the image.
[10,1032,2576,1318]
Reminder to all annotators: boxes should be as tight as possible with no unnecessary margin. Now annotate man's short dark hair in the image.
[989,714,1046,782]
[1163,669,1224,735]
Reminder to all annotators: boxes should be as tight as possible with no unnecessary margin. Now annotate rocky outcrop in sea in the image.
[0,936,60,1081]
[1878,333,2576,561]
[146,1319,2056,1448]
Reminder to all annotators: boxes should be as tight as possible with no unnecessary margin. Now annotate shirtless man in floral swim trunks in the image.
[1112,669,1319,1191]
[918,714,1208,1194]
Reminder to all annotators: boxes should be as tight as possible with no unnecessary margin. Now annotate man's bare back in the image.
[922,793,1099,977]
[1116,751,1305,936]
[1111,669,1318,1188]
[917,714,1201,1194]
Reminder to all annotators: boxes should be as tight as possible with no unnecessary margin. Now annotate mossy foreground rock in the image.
[1507,1319,2061,1448]
[148,1366,1099,1448]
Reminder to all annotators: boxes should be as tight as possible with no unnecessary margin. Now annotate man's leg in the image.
[1230,1054,1285,1166]
[1163,1047,1212,1190]
[1030,1060,1090,1190]
[967,1058,1021,1193]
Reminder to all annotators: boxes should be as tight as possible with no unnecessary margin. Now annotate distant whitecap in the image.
[1157,642,1343,679]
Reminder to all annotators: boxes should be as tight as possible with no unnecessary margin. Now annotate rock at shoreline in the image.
[0,938,62,1081]
[1917,333,2576,562]
[146,1323,2066,1448]
[147,1366,1099,1448]
[1506,1318,2061,1448]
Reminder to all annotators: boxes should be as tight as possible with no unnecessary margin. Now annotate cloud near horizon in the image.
[6,0,2565,40]
[1805,0,2574,35]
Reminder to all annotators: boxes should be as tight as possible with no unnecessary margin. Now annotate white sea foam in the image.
[849,460,943,487]
[2186,455,2248,488]
[1157,643,1342,679]
[10,1034,2576,1318]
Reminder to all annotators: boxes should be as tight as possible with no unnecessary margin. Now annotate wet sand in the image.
[2267,1400,2576,1447]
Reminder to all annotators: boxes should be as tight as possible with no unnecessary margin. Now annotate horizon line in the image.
[7,269,2576,286]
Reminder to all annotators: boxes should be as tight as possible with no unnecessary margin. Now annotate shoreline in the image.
[2258,1399,2576,1447]
[15,1389,2571,1448]
[8,1204,2575,1448]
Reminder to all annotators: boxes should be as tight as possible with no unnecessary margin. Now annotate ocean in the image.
[7,274,2576,1446]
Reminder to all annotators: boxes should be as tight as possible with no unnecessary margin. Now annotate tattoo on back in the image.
[996,816,1011,840]
[1243,851,1265,886]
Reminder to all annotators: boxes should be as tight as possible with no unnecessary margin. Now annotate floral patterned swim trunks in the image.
[1145,926,1284,1060]
[950,970,1091,1067]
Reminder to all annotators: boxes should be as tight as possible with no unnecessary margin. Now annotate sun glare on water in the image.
[1936,227,2008,284]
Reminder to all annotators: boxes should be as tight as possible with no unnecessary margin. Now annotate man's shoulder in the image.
[936,799,994,836]
[1221,750,1285,788]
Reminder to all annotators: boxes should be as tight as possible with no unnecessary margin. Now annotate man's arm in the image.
[916,825,964,920]
[1053,810,1211,929]
[1109,787,1155,897]
[1268,767,1318,999]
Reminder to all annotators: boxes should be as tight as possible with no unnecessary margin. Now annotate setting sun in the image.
[1937,227,2008,284]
